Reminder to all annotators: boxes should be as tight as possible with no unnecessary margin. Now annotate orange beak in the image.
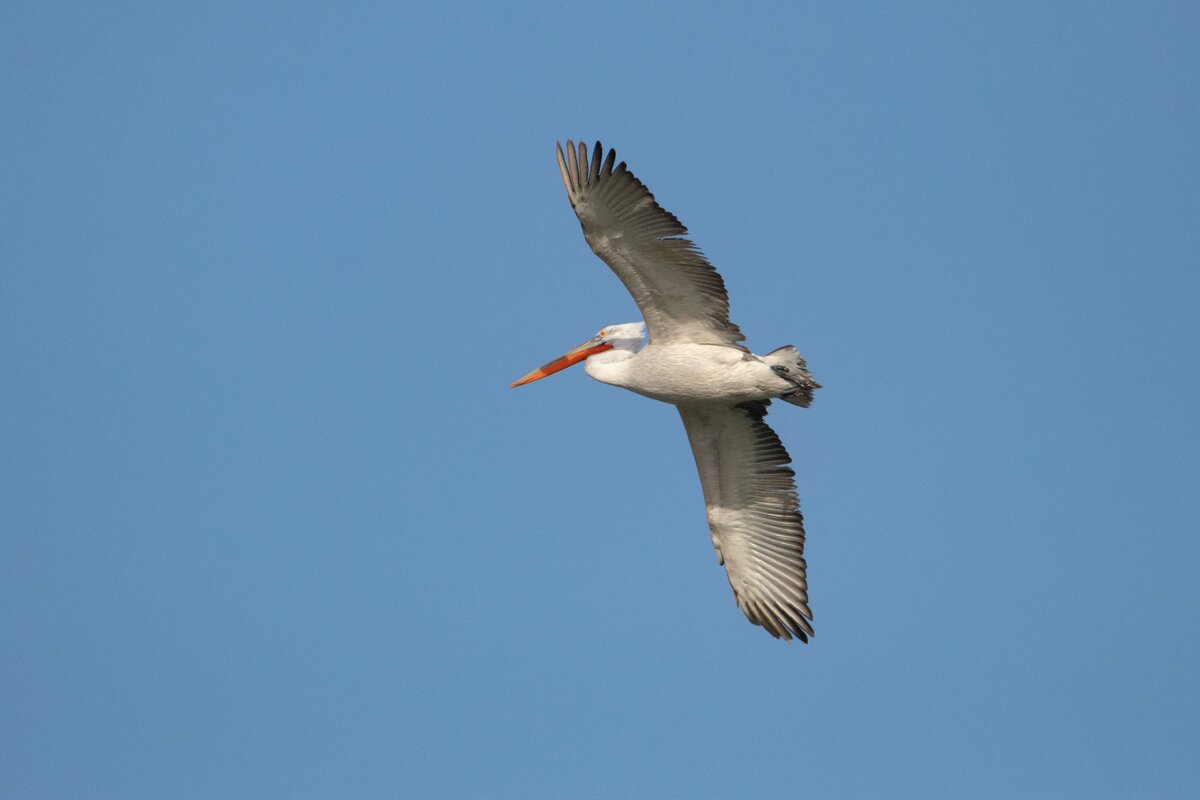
[511,338,614,387]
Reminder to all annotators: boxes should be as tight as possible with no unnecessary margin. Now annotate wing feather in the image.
[678,401,813,641]
[556,140,746,347]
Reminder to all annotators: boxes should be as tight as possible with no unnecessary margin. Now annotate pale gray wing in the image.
[678,401,813,641]
[557,140,746,347]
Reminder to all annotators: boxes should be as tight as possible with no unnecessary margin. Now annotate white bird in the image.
[512,141,820,641]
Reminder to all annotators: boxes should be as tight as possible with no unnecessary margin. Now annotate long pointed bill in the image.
[510,339,614,387]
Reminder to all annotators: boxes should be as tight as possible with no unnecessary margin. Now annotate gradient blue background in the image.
[3,2,1198,797]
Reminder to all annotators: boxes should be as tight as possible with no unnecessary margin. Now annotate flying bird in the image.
[512,141,820,641]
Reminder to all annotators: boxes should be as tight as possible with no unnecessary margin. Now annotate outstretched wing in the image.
[556,140,745,347]
[678,401,813,641]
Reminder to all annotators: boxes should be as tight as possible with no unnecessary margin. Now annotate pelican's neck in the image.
[584,347,637,388]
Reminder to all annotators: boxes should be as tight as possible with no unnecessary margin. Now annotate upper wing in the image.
[678,401,813,641]
[557,140,745,347]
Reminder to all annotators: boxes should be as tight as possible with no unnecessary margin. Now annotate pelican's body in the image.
[513,141,820,641]
[586,342,794,405]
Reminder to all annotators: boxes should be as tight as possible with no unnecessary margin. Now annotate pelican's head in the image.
[510,321,646,387]
[596,321,647,352]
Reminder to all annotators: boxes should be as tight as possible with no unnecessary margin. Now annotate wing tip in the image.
[742,598,814,642]
[557,138,617,183]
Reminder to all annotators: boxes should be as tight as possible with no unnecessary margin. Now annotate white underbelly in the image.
[599,345,786,405]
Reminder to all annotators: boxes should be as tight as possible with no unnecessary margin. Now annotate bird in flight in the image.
[512,141,820,641]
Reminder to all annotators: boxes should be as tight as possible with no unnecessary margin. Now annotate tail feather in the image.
[764,345,820,407]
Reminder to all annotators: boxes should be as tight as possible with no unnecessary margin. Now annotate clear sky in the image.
[3,2,1198,798]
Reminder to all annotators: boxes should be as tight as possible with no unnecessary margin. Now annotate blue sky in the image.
[3,2,1198,797]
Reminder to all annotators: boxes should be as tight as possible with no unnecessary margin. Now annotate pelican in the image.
[512,141,820,641]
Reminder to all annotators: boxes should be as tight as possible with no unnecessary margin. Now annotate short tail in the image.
[764,346,821,408]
